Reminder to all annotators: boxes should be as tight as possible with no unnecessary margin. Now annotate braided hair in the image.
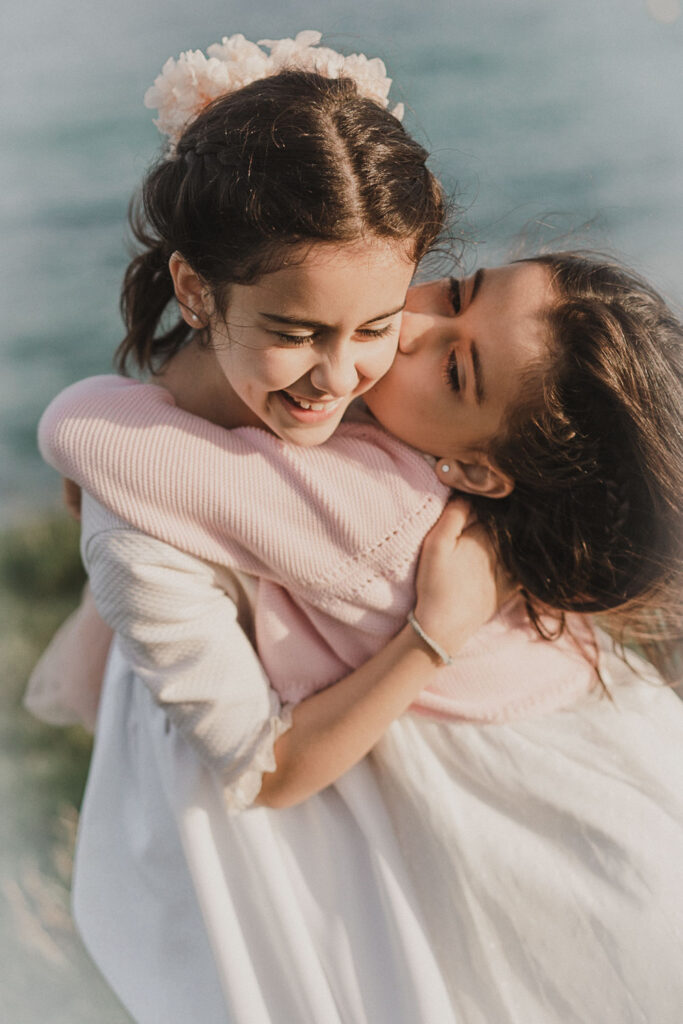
[117,71,446,372]
[470,252,683,651]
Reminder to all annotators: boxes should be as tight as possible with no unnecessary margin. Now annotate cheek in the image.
[236,348,311,391]
[405,280,449,315]
[367,365,411,422]
[359,336,400,384]
[383,357,425,406]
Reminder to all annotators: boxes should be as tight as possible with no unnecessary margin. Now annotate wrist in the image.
[406,610,455,666]
[412,603,474,658]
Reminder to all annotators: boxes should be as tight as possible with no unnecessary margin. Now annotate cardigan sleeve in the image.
[38,375,448,616]
[81,495,292,812]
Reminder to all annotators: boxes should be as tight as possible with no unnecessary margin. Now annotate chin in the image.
[282,422,341,448]
[289,432,333,448]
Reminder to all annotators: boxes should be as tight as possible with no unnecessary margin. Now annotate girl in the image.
[36,31,683,1024]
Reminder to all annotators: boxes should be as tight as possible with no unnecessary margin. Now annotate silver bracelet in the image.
[406,610,454,666]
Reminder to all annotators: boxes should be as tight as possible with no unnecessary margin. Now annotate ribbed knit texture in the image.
[40,376,597,720]
[80,504,292,803]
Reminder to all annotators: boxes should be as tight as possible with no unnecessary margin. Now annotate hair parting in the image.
[117,71,447,374]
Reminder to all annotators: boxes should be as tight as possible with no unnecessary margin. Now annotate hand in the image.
[62,477,82,521]
[413,498,516,655]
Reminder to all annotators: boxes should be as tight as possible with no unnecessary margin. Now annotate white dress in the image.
[74,500,683,1024]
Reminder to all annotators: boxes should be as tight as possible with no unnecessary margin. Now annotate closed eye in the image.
[356,323,396,340]
[273,322,396,346]
[272,332,317,346]
[445,350,460,392]
[448,277,462,315]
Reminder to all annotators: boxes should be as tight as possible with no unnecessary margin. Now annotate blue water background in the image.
[2,0,682,523]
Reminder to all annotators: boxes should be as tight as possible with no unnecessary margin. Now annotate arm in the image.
[84,497,504,811]
[82,497,291,811]
[258,502,510,807]
[38,376,448,598]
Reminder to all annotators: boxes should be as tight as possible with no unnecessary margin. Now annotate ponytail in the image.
[117,196,189,373]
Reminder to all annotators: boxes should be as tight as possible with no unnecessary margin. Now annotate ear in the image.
[168,252,207,328]
[435,455,514,499]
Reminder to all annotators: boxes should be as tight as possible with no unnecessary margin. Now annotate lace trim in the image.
[223,704,294,813]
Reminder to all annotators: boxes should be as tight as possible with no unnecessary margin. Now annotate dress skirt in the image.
[72,641,683,1024]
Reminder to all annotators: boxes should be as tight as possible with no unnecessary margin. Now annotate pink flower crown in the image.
[145,29,405,155]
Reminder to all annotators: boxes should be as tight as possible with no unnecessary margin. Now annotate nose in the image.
[309,341,361,397]
[398,309,441,354]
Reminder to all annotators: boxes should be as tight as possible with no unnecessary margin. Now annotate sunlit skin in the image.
[163,240,416,448]
[364,261,554,485]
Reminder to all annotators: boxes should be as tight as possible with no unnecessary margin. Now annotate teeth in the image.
[289,395,333,412]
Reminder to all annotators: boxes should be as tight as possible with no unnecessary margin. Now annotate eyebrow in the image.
[470,342,485,404]
[469,268,486,404]
[258,301,407,331]
[470,267,485,303]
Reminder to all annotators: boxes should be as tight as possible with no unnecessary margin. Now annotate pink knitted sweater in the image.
[39,375,597,721]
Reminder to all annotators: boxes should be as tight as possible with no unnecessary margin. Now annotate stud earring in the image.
[441,464,450,473]
[190,312,199,322]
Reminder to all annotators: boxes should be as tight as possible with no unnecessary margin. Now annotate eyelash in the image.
[273,323,395,346]
[445,350,460,393]
[443,279,463,392]
[273,334,314,346]
[358,324,395,339]
[448,276,462,314]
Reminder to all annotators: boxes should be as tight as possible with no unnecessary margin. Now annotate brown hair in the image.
[471,252,683,653]
[117,70,446,373]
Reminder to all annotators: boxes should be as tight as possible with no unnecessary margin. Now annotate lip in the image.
[276,390,346,423]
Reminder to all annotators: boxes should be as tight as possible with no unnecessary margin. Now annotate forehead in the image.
[451,261,553,451]
[234,239,415,319]
[480,261,553,327]
[479,261,553,395]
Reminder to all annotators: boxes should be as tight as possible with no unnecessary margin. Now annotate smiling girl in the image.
[153,240,415,443]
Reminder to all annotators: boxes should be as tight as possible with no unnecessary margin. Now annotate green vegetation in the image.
[0,514,91,857]
[0,513,131,1023]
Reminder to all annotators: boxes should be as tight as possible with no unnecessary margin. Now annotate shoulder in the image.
[80,493,216,581]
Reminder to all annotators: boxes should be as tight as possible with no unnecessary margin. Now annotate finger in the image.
[456,523,499,570]
[422,509,468,556]
[458,521,494,551]
[459,525,518,605]
[436,497,472,539]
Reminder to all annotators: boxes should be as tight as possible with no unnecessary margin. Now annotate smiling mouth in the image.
[280,391,343,413]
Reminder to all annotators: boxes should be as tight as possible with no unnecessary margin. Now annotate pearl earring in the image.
[191,312,199,322]
[441,464,450,473]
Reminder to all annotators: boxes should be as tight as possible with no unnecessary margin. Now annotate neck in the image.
[157,339,262,431]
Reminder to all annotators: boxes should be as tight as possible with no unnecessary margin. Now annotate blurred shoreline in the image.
[0,515,132,1022]
[3,0,682,527]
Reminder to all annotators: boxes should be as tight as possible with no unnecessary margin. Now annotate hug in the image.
[31,31,683,1024]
